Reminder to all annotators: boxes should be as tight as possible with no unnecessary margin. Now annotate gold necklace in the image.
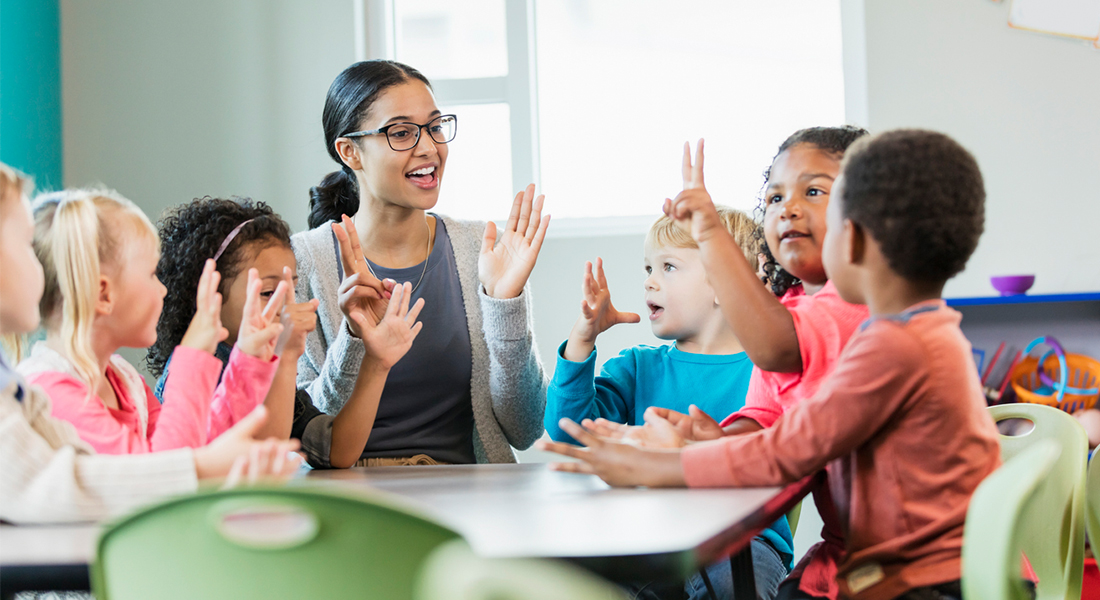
[364,217,432,294]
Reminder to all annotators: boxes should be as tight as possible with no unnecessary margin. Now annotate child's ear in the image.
[96,275,114,316]
[334,137,364,171]
[846,219,866,266]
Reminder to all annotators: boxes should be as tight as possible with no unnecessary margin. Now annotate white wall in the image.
[61,0,355,233]
[854,0,1100,298]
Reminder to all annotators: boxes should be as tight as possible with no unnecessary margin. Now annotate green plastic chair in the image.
[1088,454,1100,551]
[415,539,628,600]
[92,486,462,600]
[787,500,803,538]
[987,403,1089,600]
[963,440,1061,600]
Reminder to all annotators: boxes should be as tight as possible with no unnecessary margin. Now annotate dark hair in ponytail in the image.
[308,60,432,229]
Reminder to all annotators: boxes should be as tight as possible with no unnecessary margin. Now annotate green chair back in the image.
[92,486,462,600]
[415,539,628,600]
[963,440,1061,600]
[787,500,802,538]
[988,403,1088,600]
[1088,454,1100,552]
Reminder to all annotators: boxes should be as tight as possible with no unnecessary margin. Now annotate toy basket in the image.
[1011,352,1100,413]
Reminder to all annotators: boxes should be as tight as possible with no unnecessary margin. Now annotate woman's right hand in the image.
[332,214,396,338]
[360,281,425,370]
[181,259,230,354]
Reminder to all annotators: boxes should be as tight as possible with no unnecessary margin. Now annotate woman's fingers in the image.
[516,184,535,234]
[505,190,524,234]
[332,220,357,275]
[524,194,544,241]
[385,281,407,319]
[405,297,425,324]
[530,214,551,255]
[480,221,497,256]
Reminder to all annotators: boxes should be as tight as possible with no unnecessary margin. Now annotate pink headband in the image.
[212,218,255,262]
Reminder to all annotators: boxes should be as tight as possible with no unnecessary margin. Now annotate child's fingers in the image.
[222,455,247,490]
[693,139,705,188]
[535,438,589,460]
[262,281,289,322]
[596,257,608,290]
[580,301,595,320]
[559,419,602,448]
[619,311,642,324]
[662,198,674,217]
[405,297,426,324]
[283,266,296,303]
[208,269,222,307]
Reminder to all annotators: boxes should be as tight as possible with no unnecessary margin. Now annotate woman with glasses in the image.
[291,60,550,467]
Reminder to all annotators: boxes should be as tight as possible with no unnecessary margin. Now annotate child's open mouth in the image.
[406,165,438,189]
[647,301,664,321]
[780,230,810,243]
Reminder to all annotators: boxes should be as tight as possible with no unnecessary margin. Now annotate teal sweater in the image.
[545,341,793,566]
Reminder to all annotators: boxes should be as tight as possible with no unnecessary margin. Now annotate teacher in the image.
[293,60,549,466]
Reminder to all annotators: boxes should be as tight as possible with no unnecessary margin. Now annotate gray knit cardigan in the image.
[291,216,548,464]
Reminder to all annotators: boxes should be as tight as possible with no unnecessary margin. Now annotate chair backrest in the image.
[1087,454,1100,556]
[989,403,1088,600]
[92,485,462,600]
[787,500,802,538]
[415,539,628,600]
[963,440,1060,600]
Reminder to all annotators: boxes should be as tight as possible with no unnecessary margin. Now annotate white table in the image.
[1,464,816,597]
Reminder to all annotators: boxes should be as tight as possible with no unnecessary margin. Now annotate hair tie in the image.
[212,218,255,262]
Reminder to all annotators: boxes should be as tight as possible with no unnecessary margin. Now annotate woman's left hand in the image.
[479,184,551,299]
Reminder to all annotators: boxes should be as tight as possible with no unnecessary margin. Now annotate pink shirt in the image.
[722,281,870,429]
[21,345,277,454]
[684,301,1001,600]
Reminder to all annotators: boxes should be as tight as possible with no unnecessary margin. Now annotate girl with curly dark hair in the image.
[152,197,423,468]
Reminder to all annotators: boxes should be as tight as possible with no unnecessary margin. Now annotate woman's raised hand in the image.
[478,184,551,299]
[663,139,724,244]
[360,281,425,370]
[333,214,396,338]
[181,259,230,354]
[237,268,289,360]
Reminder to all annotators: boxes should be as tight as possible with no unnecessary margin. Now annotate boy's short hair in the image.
[840,129,985,282]
[647,206,762,271]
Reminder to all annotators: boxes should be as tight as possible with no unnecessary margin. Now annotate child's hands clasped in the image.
[181,259,230,354]
[236,268,289,361]
[563,258,640,362]
[536,418,686,488]
[664,139,725,245]
[360,281,425,370]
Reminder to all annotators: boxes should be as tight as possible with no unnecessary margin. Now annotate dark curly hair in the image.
[753,125,869,296]
[146,197,292,376]
[839,129,985,282]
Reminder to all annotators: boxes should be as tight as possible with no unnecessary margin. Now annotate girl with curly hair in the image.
[152,197,424,468]
[16,189,287,455]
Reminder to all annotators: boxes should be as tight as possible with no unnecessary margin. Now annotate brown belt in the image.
[354,453,447,467]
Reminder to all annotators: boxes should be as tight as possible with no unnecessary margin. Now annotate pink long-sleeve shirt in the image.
[684,301,1001,600]
[20,344,277,454]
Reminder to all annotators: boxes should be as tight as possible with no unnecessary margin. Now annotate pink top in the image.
[21,345,278,455]
[721,281,870,429]
[684,301,1001,600]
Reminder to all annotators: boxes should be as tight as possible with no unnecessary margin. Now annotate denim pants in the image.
[630,538,789,600]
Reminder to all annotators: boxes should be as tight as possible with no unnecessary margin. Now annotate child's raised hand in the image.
[563,258,639,362]
[277,267,319,359]
[535,419,687,488]
[359,281,425,370]
[664,139,724,244]
[236,268,288,360]
[332,214,396,338]
[181,259,230,354]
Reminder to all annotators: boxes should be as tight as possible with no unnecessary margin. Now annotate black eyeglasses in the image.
[343,114,458,151]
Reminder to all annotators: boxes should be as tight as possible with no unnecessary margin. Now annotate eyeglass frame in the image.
[341,114,458,151]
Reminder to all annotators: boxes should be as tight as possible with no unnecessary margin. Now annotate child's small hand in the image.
[582,417,686,449]
[277,267,319,359]
[664,139,725,245]
[237,268,288,361]
[359,281,425,370]
[564,258,640,362]
[536,419,686,488]
[181,259,230,354]
[647,405,725,443]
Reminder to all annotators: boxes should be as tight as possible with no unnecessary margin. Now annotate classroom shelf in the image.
[945,292,1100,307]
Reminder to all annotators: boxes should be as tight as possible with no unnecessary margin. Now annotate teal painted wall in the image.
[0,0,62,190]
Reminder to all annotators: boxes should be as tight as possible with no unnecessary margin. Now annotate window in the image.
[361,0,845,231]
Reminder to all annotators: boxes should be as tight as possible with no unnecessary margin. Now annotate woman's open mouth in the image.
[406,165,438,189]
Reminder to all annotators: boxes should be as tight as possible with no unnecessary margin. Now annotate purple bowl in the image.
[990,275,1035,296]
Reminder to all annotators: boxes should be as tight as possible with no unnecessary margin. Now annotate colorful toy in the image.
[1010,336,1100,413]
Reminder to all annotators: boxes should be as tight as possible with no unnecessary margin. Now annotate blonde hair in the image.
[31,188,158,394]
[647,205,762,271]
[0,163,33,360]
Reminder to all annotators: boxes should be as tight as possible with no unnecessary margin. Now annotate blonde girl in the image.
[17,188,287,454]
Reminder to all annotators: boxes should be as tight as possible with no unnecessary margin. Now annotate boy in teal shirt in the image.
[545,207,791,599]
